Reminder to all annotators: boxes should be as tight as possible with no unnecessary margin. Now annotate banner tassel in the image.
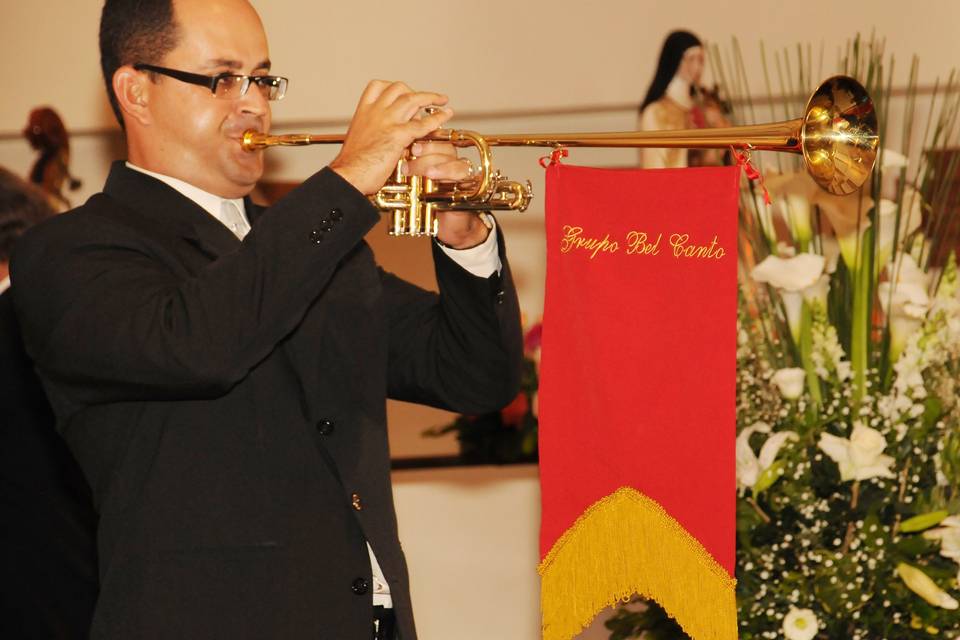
[538,487,738,640]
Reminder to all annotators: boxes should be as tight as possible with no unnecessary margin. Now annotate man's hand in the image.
[330,80,452,195]
[405,141,491,249]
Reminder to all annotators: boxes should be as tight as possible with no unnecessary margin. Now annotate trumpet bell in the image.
[801,76,879,196]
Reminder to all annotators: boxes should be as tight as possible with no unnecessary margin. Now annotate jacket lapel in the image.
[103,161,241,259]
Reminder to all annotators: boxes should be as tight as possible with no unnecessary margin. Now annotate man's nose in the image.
[238,84,270,117]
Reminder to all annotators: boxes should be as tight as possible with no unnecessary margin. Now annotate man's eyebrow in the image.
[203,58,272,72]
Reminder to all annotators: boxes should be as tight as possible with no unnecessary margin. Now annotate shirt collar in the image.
[125,162,247,229]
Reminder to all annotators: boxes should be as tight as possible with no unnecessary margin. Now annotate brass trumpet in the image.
[242,76,879,237]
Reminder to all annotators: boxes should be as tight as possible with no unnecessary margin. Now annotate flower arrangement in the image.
[607,36,960,640]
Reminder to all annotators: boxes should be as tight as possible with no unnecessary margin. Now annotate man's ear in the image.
[113,65,152,127]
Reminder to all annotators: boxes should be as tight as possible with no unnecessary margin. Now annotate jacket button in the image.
[496,290,505,304]
[309,229,323,244]
[319,219,333,232]
[316,419,335,436]
[351,577,369,595]
[330,208,343,221]
[351,493,363,511]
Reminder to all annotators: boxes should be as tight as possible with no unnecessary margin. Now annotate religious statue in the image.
[638,30,730,169]
[23,107,82,211]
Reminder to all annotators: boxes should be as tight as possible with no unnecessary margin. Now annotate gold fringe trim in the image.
[539,487,737,640]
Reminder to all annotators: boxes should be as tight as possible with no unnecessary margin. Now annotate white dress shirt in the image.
[0,275,10,295]
[125,162,502,607]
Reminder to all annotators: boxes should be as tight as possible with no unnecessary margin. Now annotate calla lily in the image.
[752,254,826,292]
[753,193,779,246]
[880,148,909,200]
[818,422,896,482]
[896,562,959,610]
[784,193,814,249]
[771,368,806,400]
[736,422,797,492]
[821,234,841,274]
[802,274,831,310]
[879,255,931,361]
[752,254,826,341]
[924,515,960,584]
[877,188,924,268]
[782,607,820,640]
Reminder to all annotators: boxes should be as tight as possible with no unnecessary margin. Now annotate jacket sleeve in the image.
[383,224,523,415]
[11,168,379,408]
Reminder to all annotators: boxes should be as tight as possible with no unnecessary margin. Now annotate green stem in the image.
[799,301,822,410]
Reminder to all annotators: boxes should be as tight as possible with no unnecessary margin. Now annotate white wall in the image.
[3,3,958,638]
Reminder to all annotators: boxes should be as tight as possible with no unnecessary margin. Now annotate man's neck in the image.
[0,261,9,283]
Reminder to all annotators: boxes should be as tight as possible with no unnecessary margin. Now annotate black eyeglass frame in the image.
[132,63,288,100]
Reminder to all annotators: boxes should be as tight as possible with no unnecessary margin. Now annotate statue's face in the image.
[677,46,705,86]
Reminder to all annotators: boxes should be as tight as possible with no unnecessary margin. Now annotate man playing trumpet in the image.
[11,0,522,638]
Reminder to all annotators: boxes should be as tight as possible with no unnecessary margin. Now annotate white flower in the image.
[879,254,932,361]
[754,194,779,245]
[877,190,924,268]
[803,274,831,309]
[818,422,896,482]
[924,515,960,584]
[752,254,826,341]
[772,368,806,400]
[821,234,841,274]
[880,148,909,200]
[782,607,819,640]
[897,562,959,610]
[736,422,798,491]
[784,194,814,247]
[752,253,825,292]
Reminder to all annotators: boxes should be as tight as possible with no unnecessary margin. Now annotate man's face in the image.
[143,0,272,198]
[677,46,705,87]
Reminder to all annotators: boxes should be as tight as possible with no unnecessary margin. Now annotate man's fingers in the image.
[415,141,458,159]
[407,109,453,138]
[358,79,393,106]
[404,156,472,181]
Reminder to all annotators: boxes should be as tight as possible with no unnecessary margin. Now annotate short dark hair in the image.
[99,0,180,127]
[0,168,55,263]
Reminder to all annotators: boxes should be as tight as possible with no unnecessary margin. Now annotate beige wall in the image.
[3,2,958,638]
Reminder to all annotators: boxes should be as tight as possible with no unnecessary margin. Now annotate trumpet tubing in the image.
[242,76,879,237]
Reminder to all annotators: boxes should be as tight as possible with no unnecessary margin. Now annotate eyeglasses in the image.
[133,63,288,101]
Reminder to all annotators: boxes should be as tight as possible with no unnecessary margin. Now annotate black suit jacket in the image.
[11,162,522,640]
[0,290,99,639]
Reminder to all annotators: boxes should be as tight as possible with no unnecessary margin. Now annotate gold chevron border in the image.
[538,486,737,640]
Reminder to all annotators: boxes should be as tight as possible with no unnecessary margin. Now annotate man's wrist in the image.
[435,212,494,250]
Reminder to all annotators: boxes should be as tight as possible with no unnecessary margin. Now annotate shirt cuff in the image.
[435,217,502,278]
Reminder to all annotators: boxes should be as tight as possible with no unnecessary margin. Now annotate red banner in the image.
[538,162,740,640]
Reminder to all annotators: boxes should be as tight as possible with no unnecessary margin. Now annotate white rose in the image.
[782,607,819,640]
[818,422,896,481]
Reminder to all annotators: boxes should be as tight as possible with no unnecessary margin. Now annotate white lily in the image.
[771,368,806,400]
[782,607,820,640]
[802,274,831,310]
[818,422,896,482]
[736,422,798,492]
[924,515,960,584]
[754,193,778,246]
[784,193,814,248]
[752,254,826,342]
[877,188,924,268]
[821,234,841,274]
[896,562,959,610]
[879,254,932,361]
[880,148,909,200]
